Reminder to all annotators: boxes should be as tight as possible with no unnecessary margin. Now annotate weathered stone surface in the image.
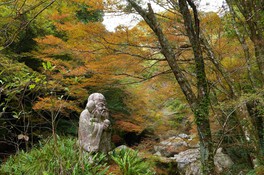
[78,93,111,154]
[154,134,234,175]
[172,149,200,169]
[171,147,234,175]
[178,133,190,139]
[214,148,234,173]
[113,145,130,152]
[154,134,195,157]
[172,148,201,175]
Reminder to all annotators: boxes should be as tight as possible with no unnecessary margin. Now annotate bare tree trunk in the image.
[226,0,264,86]
[227,0,256,88]
[201,32,237,98]
[254,42,264,85]
[178,0,214,173]
[126,0,215,173]
[201,21,259,168]
[247,101,264,160]
[225,0,264,165]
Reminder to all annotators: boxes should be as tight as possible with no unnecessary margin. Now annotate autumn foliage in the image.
[1,0,264,173]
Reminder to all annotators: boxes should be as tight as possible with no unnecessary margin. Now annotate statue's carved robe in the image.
[78,107,111,153]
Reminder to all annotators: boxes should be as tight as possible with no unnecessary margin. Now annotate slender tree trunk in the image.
[201,32,237,98]
[193,103,214,174]
[227,0,264,86]
[225,0,264,165]
[202,22,260,168]
[126,0,215,173]
[247,101,264,160]
[202,26,258,166]
[227,0,257,87]
[178,0,214,173]
[254,41,264,86]
[126,0,196,105]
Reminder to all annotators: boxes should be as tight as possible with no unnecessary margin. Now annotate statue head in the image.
[86,93,109,119]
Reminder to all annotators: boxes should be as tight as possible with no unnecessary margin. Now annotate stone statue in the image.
[78,93,111,153]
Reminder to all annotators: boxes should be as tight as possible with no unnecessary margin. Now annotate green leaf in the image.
[35,77,41,83]
[13,114,19,119]
[42,62,47,70]
[75,76,79,82]
[29,84,36,89]
[47,61,52,69]
[42,171,49,175]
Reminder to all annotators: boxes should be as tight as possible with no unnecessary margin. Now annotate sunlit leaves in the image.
[0,0,58,48]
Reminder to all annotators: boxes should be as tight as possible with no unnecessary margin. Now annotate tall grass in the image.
[0,137,109,175]
[111,148,155,175]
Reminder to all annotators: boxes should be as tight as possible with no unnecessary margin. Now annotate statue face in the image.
[93,100,109,119]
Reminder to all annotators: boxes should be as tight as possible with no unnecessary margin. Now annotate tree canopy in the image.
[0,0,264,174]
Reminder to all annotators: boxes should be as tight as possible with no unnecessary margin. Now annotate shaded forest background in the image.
[0,0,264,174]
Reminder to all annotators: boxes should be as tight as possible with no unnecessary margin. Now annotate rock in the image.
[171,148,233,175]
[154,134,190,157]
[154,151,162,156]
[185,161,201,175]
[178,133,190,139]
[154,134,234,175]
[214,148,234,173]
[172,149,201,175]
[172,149,200,168]
[114,145,130,151]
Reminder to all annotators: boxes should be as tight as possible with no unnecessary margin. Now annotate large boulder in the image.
[214,148,234,173]
[171,148,234,175]
[154,134,234,175]
[172,149,201,175]
[154,134,198,157]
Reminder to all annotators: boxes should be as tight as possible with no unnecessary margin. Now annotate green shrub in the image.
[111,148,155,175]
[246,165,264,175]
[0,137,109,175]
